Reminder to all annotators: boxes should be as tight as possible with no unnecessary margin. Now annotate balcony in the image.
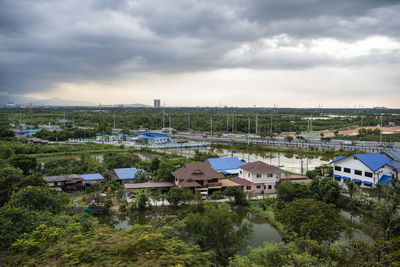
[197,182,222,189]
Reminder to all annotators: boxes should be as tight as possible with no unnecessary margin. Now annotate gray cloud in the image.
[0,0,399,95]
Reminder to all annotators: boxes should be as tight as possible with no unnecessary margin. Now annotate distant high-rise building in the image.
[154,99,161,108]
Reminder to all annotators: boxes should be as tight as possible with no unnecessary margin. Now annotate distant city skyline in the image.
[1,1,399,108]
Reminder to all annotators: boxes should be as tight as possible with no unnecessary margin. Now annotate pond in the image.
[97,209,283,253]
[96,207,376,255]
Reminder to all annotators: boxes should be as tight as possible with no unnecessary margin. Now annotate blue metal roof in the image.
[206,157,247,172]
[363,181,373,186]
[333,174,341,178]
[330,153,394,172]
[82,173,104,181]
[329,156,346,164]
[342,176,350,180]
[378,175,392,185]
[114,168,144,180]
[137,132,169,139]
[354,153,394,172]
[353,179,362,183]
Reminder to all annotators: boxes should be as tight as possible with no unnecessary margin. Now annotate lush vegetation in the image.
[3,106,400,136]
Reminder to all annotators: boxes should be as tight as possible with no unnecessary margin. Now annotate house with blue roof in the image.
[82,173,104,186]
[206,157,247,175]
[108,168,146,184]
[136,132,170,145]
[330,153,396,187]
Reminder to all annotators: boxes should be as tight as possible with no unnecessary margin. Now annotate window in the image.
[239,170,242,174]
[246,186,251,190]
[334,166,342,171]
[267,173,273,178]
[355,170,362,175]
[264,185,266,189]
[256,174,261,178]
[365,172,373,178]
[256,185,261,189]
[248,173,250,178]
[344,168,351,173]
[268,185,272,189]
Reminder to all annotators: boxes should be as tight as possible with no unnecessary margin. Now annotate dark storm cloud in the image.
[0,0,399,95]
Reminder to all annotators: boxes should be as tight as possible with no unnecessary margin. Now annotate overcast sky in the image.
[1,0,399,107]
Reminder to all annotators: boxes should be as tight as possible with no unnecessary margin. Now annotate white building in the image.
[330,153,396,187]
[237,161,284,194]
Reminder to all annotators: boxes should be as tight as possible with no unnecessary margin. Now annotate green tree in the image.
[284,135,294,142]
[277,199,344,242]
[184,203,253,265]
[8,186,66,213]
[134,192,151,211]
[166,187,183,208]
[9,154,37,175]
[310,177,340,204]
[223,186,248,205]
[345,180,357,199]
[182,189,195,205]
[0,166,23,206]
[3,224,211,266]
[229,239,343,267]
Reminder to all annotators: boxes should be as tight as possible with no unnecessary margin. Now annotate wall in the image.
[333,156,395,186]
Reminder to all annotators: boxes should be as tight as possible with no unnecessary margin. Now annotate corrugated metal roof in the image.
[124,182,174,189]
[379,175,392,185]
[206,157,247,171]
[137,132,169,138]
[354,153,394,172]
[82,173,104,181]
[329,156,346,164]
[44,174,82,182]
[330,153,394,172]
[114,168,144,180]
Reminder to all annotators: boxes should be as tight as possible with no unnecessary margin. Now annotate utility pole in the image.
[255,113,258,135]
[162,113,165,128]
[380,114,383,143]
[270,113,273,134]
[210,116,213,140]
[113,112,116,129]
[226,113,229,133]
[232,112,234,134]
[248,117,251,135]
[188,113,191,134]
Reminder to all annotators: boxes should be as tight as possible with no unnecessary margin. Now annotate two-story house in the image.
[330,153,396,187]
[231,161,284,194]
[172,162,224,197]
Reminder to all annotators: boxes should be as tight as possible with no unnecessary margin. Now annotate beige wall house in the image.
[235,161,285,194]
